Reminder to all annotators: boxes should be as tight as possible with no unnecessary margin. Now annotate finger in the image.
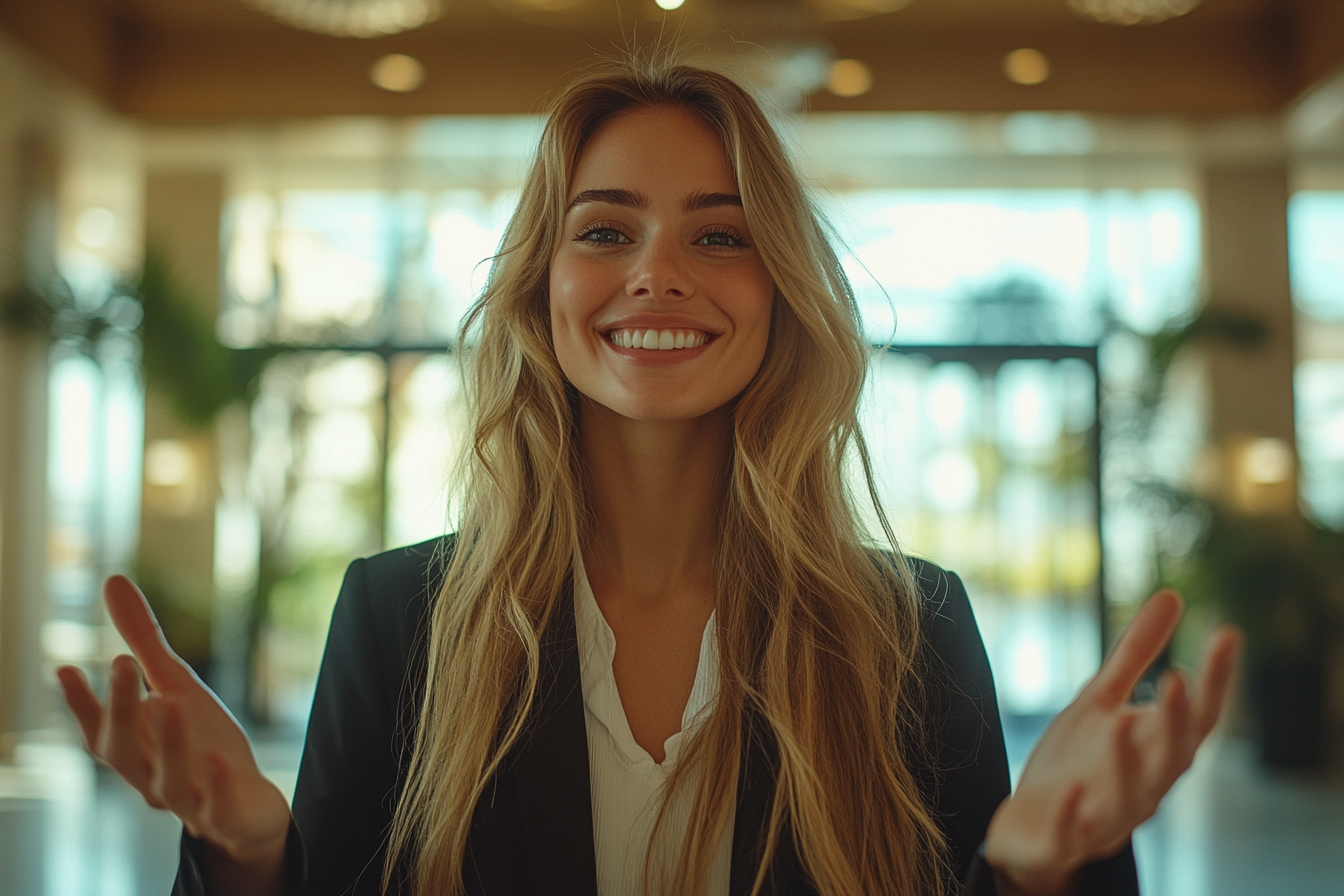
[101,655,156,793]
[149,697,205,830]
[1111,712,1142,818]
[1191,625,1243,739]
[1152,669,1192,789]
[102,575,192,692]
[1088,590,1183,707]
[56,665,104,753]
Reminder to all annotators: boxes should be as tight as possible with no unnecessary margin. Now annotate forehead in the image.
[569,106,738,198]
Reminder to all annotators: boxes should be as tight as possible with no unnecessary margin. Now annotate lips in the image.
[605,328,713,350]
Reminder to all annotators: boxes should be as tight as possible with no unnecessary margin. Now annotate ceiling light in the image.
[827,59,873,98]
[243,0,442,38]
[371,53,425,92]
[810,0,913,19]
[492,0,590,15]
[1004,49,1050,86]
[1069,0,1199,25]
[655,0,686,9]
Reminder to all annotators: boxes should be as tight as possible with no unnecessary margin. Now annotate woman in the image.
[57,58,1241,896]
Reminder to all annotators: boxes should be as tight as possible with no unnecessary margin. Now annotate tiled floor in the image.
[2,729,1341,895]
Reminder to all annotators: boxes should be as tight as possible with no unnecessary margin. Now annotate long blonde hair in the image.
[385,55,947,896]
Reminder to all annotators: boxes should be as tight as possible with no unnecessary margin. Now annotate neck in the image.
[579,397,730,610]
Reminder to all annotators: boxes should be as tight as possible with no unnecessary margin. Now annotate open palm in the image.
[985,590,1242,895]
[56,575,291,875]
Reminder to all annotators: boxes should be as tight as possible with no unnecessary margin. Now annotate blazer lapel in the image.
[500,586,813,896]
[508,583,600,896]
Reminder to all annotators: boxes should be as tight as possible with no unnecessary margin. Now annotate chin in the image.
[592,389,733,424]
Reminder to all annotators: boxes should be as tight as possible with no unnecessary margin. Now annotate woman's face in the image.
[549,106,775,423]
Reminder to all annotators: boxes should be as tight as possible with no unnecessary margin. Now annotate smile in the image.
[605,328,713,350]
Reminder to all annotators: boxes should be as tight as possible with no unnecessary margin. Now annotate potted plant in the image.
[1153,494,1344,769]
[1128,306,1344,770]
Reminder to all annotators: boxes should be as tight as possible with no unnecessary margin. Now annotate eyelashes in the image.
[574,221,630,244]
[695,227,748,249]
[571,222,749,249]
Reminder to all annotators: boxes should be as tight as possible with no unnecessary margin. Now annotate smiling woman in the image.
[56,53,1239,896]
[550,107,773,423]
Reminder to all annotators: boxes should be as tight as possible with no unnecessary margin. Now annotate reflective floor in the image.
[1,730,1341,896]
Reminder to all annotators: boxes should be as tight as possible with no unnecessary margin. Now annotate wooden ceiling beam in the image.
[2,0,1342,119]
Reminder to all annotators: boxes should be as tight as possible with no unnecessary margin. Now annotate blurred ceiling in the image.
[1,0,1342,120]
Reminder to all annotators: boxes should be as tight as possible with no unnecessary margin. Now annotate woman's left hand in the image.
[983,590,1242,896]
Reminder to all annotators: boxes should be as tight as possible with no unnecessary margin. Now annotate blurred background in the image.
[1,0,1343,893]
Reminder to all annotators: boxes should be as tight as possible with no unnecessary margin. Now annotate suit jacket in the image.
[176,536,1138,895]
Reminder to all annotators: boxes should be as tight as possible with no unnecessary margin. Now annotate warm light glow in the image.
[810,0,913,19]
[244,0,442,38]
[655,0,685,9]
[1069,0,1200,25]
[826,59,873,97]
[145,439,194,488]
[1242,437,1294,485]
[75,207,116,249]
[1004,48,1050,86]
[371,53,425,93]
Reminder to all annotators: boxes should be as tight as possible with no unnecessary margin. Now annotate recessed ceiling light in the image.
[371,53,425,92]
[826,59,873,97]
[811,0,913,18]
[1069,0,1200,25]
[1004,48,1050,86]
[245,0,442,38]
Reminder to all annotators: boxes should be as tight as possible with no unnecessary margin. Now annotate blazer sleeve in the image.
[173,541,440,896]
[912,562,1139,896]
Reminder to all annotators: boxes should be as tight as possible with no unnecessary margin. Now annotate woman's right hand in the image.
[56,575,291,893]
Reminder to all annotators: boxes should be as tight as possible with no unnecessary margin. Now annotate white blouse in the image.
[573,554,734,896]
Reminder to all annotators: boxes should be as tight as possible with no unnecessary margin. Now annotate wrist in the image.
[214,782,292,864]
[203,816,291,896]
[983,797,1078,896]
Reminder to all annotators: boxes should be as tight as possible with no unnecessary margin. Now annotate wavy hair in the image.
[385,55,947,896]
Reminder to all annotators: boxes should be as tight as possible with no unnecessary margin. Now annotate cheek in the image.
[739,275,775,352]
[547,265,598,380]
[726,281,775,387]
[548,256,603,329]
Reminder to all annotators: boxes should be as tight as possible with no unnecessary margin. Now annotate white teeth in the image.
[607,328,710,351]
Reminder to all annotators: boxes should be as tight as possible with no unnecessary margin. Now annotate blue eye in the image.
[576,225,629,245]
[698,229,745,248]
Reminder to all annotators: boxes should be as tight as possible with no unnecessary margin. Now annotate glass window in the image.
[823,189,1201,344]
[1290,191,1344,528]
[858,353,1101,718]
[1290,191,1344,321]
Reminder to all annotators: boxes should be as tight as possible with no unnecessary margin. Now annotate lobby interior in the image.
[2,0,1344,893]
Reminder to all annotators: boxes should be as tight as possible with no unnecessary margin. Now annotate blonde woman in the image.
[58,58,1241,896]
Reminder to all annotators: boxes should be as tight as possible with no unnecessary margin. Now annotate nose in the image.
[625,231,693,301]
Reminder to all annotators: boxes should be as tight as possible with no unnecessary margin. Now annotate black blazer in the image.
[176,537,1138,896]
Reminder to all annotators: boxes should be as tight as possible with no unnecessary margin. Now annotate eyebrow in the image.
[566,188,647,213]
[682,191,743,212]
[564,188,744,214]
